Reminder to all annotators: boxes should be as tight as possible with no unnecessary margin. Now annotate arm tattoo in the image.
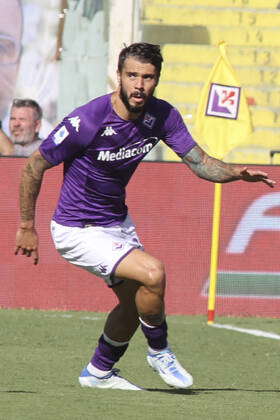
[182,145,240,183]
[20,153,52,222]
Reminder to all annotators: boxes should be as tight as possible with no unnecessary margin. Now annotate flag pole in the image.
[207,182,222,324]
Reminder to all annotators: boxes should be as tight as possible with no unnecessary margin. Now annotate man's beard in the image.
[120,83,151,114]
[10,130,35,144]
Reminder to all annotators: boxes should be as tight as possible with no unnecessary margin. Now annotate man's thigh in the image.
[50,217,143,287]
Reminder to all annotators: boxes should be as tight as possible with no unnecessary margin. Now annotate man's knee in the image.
[144,260,166,295]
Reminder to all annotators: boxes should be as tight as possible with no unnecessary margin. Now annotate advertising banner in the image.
[1,159,279,317]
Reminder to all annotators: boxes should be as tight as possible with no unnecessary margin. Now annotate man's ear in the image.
[35,119,42,134]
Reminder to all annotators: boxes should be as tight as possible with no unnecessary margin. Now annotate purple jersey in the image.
[40,93,197,227]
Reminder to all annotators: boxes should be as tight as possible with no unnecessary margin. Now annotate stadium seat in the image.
[142,0,280,164]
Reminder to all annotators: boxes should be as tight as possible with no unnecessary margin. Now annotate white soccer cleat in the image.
[79,367,143,391]
[147,348,193,389]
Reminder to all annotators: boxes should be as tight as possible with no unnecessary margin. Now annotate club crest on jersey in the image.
[68,116,81,132]
[206,83,241,119]
[53,125,69,145]
[143,113,156,129]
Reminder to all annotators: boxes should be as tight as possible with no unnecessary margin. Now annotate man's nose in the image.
[135,77,144,89]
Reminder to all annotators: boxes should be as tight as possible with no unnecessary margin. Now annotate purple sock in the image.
[91,334,129,371]
[140,319,168,350]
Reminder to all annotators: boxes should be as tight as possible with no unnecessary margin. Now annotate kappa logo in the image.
[206,83,241,119]
[101,126,117,136]
[53,125,69,145]
[97,264,108,274]
[68,116,81,132]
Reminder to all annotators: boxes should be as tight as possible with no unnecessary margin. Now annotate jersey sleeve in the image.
[40,95,110,165]
[161,107,197,158]
[39,110,98,166]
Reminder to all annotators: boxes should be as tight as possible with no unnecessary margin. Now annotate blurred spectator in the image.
[0,0,23,121]
[0,98,42,156]
[55,0,108,118]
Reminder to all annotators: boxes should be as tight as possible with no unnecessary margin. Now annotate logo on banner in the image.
[206,83,241,119]
[201,190,280,300]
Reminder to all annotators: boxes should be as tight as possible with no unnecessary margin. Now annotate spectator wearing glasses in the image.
[0,99,43,157]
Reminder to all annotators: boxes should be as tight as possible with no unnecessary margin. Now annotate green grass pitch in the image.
[1,308,280,420]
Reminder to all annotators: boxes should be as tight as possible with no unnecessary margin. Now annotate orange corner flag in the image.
[194,42,253,160]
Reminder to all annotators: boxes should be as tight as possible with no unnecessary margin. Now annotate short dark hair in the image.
[12,98,43,120]
[118,42,163,77]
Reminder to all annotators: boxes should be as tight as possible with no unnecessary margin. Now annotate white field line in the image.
[43,314,280,340]
[210,323,280,340]
[44,314,104,321]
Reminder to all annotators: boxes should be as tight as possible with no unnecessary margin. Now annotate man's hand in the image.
[239,167,276,188]
[14,150,52,264]
[15,227,39,265]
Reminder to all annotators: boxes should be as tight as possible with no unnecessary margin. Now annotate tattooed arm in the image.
[15,150,53,264]
[183,145,276,187]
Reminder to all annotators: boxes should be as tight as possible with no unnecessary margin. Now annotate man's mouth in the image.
[131,92,146,99]
[130,93,146,104]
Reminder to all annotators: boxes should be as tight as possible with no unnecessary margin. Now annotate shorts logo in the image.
[143,113,156,128]
[68,116,81,132]
[112,241,123,250]
[97,264,108,274]
[53,125,69,145]
[206,83,240,119]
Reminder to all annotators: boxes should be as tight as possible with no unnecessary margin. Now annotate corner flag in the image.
[194,42,253,324]
[195,41,252,160]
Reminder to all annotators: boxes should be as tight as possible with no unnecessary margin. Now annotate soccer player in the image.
[15,43,275,391]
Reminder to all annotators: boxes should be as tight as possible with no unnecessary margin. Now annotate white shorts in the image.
[50,215,143,287]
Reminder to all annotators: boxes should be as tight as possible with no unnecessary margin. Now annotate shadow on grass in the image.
[2,387,279,395]
[1,390,37,394]
[145,387,280,395]
[146,387,194,395]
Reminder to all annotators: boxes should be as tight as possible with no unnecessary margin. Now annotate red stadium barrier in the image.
[1,158,279,317]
